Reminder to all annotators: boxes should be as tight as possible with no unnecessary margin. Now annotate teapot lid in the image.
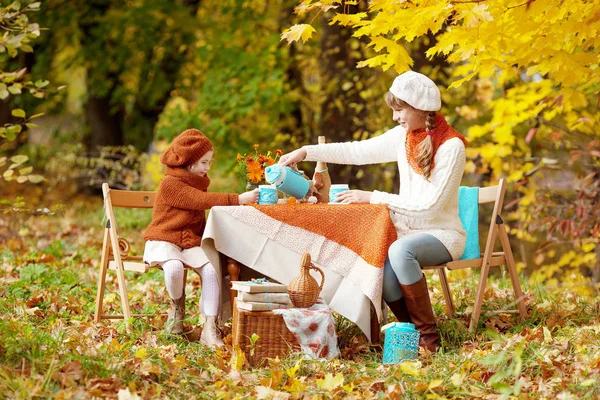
[265,165,283,184]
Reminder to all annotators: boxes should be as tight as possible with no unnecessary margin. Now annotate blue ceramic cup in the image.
[329,184,349,203]
[258,185,278,205]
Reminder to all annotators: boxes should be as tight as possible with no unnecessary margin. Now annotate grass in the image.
[0,194,599,399]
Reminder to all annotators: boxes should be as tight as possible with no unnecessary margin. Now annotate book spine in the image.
[237,301,290,311]
[231,283,288,293]
[238,292,290,304]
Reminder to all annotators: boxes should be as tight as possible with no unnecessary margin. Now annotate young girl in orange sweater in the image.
[144,129,258,347]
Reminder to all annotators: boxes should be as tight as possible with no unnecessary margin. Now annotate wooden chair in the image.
[422,179,528,333]
[94,183,241,331]
[94,183,164,330]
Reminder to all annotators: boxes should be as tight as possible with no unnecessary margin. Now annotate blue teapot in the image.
[265,165,310,199]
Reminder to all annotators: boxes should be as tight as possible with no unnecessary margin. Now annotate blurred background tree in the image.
[2,0,598,291]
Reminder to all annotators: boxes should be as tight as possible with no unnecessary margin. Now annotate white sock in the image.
[195,263,220,317]
[162,260,184,299]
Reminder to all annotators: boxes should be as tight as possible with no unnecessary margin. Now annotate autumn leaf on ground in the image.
[280,24,316,44]
[316,373,344,391]
[117,388,142,400]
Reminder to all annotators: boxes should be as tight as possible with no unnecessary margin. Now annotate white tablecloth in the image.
[201,206,386,340]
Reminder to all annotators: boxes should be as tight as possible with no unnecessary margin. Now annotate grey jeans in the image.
[383,233,452,302]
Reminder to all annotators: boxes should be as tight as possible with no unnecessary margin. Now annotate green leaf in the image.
[3,169,14,179]
[21,45,33,53]
[29,2,41,9]
[10,155,28,164]
[8,85,22,95]
[16,175,28,184]
[0,157,6,166]
[11,109,26,118]
[27,174,45,183]
[581,379,597,387]
[0,89,9,100]
[7,125,22,135]
[34,80,49,88]
[29,113,44,119]
[10,1,21,11]
[25,123,39,129]
[19,166,32,175]
[4,129,15,141]
[491,382,512,394]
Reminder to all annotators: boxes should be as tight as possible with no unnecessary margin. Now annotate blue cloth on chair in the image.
[458,186,480,260]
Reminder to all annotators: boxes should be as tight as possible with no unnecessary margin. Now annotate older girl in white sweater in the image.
[279,71,467,352]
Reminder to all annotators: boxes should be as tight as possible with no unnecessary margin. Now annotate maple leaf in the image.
[316,373,344,391]
[295,2,338,15]
[280,24,316,44]
[330,12,367,26]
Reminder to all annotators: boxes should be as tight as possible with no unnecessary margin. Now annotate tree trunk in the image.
[86,95,124,150]
[277,0,306,145]
[318,3,370,188]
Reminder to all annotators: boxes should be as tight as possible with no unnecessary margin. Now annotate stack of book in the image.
[231,281,292,311]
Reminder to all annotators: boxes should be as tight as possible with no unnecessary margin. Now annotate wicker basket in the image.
[232,300,300,367]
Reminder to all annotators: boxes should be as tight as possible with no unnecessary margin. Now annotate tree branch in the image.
[506,0,536,10]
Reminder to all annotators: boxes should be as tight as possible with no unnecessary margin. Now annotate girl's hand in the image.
[278,148,307,168]
[238,189,259,205]
[336,190,373,204]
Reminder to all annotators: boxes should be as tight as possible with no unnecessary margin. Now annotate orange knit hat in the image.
[160,129,213,167]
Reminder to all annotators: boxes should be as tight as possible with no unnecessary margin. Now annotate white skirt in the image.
[143,240,210,269]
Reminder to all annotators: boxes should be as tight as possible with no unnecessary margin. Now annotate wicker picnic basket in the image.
[232,299,300,367]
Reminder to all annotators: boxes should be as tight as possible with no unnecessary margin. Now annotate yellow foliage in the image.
[280,24,316,44]
[316,373,344,391]
[285,0,600,288]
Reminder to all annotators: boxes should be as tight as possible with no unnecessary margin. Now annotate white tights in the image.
[193,264,219,317]
[162,260,219,317]
[162,260,185,299]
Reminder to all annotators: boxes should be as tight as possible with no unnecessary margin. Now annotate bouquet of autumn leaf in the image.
[237,145,282,186]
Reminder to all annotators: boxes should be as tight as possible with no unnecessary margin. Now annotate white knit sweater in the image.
[303,125,467,260]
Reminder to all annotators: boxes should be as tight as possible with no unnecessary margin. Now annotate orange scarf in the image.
[405,113,467,175]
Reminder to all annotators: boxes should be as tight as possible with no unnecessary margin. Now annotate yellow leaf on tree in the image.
[330,12,366,27]
[280,24,316,44]
[27,174,45,183]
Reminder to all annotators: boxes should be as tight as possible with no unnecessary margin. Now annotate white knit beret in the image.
[389,71,441,111]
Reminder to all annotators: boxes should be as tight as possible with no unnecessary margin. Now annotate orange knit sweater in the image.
[144,167,239,249]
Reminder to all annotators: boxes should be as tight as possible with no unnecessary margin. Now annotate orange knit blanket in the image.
[252,204,397,267]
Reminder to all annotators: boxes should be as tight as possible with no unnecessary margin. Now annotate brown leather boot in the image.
[386,297,412,323]
[166,293,185,334]
[400,276,440,352]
